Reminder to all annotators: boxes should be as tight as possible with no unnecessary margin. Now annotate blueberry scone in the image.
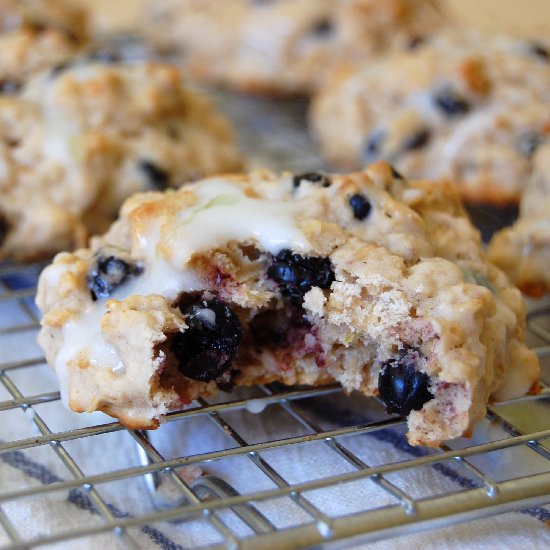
[310,30,550,205]
[36,164,539,446]
[144,0,446,95]
[0,61,243,260]
[0,0,89,90]
[488,143,550,296]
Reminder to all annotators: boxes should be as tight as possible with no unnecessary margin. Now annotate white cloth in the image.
[0,336,549,550]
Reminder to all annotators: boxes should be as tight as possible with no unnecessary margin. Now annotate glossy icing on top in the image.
[53,177,312,397]
[170,178,310,263]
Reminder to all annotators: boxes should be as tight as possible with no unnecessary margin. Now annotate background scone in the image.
[488,143,550,296]
[0,0,89,90]
[144,0,446,95]
[36,164,539,446]
[0,61,243,260]
[310,30,550,205]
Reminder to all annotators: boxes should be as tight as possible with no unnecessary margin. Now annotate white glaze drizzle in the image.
[54,178,310,392]
[170,179,310,264]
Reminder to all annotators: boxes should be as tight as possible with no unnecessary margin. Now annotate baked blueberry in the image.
[0,213,8,247]
[390,166,404,180]
[0,80,21,94]
[363,130,384,163]
[49,62,72,79]
[530,41,549,61]
[268,250,335,304]
[87,251,143,300]
[516,131,544,158]
[378,348,434,416]
[433,87,470,118]
[403,128,431,151]
[349,193,372,220]
[87,49,121,64]
[407,36,426,50]
[173,299,243,382]
[139,160,170,190]
[292,172,331,189]
[311,18,334,37]
[249,308,309,348]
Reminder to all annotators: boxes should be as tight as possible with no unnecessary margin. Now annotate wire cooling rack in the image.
[1,90,549,549]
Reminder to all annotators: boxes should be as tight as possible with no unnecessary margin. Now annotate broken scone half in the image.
[36,164,539,446]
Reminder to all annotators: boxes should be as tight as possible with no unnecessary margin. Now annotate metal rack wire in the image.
[1,88,549,548]
[0,258,549,549]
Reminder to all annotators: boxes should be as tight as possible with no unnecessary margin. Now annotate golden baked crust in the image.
[310,30,550,205]
[144,0,446,95]
[488,143,550,296]
[36,164,539,446]
[0,61,242,260]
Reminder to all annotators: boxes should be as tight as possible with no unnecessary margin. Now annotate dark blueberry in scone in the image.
[407,36,426,50]
[433,87,470,118]
[268,250,335,304]
[173,299,243,382]
[293,172,332,189]
[349,193,372,221]
[516,131,544,158]
[0,80,21,94]
[250,309,290,348]
[390,166,404,180]
[530,41,549,61]
[378,348,434,417]
[0,213,8,247]
[139,160,170,190]
[403,128,431,151]
[249,308,310,349]
[87,49,122,64]
[311,18,334,37]
[363,130,385,163]
[49,62,72,79]
[87,250,143,300]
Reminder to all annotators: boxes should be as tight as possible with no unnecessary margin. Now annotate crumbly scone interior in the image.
[36,165,539,445]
